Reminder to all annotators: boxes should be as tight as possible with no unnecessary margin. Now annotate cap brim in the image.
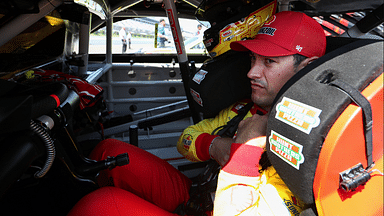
[230,39,296,57]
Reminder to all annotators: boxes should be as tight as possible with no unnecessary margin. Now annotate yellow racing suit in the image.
[177,100,305,215]
[214,137,305,216]
[177,99,263,162]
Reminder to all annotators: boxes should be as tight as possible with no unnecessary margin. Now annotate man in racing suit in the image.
[68,11,326,216]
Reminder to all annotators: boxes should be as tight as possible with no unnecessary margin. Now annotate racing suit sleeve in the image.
[177,105,234,162]
[213,137,304,216]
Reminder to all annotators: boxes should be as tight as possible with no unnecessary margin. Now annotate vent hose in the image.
[30,120,56,178]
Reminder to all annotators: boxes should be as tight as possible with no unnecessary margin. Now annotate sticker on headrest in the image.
[275,97,321,134]
[269,130,305,170]
[190,88,203,107]
[192,70,208,84]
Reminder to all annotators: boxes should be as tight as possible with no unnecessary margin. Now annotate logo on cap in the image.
[258,27,276,36]
[296,45,303,52]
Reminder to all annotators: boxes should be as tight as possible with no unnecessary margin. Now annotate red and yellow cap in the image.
[230,11,326,58]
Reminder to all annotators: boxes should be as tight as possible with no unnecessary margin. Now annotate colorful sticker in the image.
[210,1,276,57]
[192,70,208,84]
[264,15,276,25]
[269,130,305,170]
[275,97,322,134]
[190,88,203,107]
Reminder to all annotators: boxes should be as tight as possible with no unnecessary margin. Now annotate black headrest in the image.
[266,38,383,205]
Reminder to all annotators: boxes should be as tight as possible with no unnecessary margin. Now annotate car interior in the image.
[0,0,383,215]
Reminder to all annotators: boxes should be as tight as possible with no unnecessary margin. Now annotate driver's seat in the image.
[266,38,383,216]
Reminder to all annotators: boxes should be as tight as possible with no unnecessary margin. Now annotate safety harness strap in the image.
[215,102,254,137]
[329,79,373,168]
[175,102,255,215]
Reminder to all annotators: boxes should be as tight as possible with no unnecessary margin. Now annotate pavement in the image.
[89,43,155,54]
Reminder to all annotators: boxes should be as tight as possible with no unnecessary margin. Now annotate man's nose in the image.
[247,61,264,80]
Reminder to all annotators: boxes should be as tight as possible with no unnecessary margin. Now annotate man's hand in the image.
[209,137,233,167]
[234,114,269,144]
[210,114,269,166]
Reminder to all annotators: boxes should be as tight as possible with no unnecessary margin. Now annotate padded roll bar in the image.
[163,0,202,124]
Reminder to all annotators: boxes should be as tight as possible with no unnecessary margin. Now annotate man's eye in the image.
[266,58,275,64]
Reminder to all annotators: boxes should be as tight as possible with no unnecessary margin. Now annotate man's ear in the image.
[297,56,319,71]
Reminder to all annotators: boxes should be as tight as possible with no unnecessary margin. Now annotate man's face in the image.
[161,21,165,26]
[247,53,298,111]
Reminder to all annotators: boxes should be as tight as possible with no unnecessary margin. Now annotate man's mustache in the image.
[250,79,267,88]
